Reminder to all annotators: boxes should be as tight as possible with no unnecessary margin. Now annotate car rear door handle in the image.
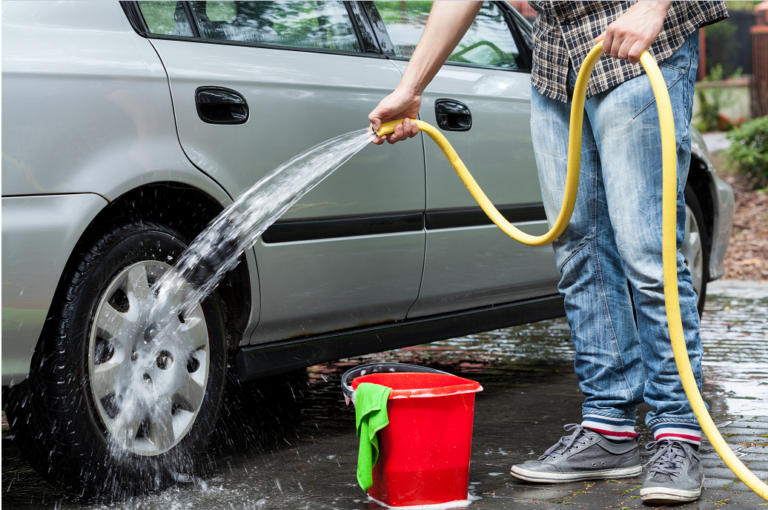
[195,87,249,124]
[434,99,472,131]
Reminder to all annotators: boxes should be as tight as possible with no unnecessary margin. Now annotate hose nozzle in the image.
[371,119,414,139]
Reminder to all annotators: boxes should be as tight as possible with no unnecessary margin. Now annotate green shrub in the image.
[696,64,743,132]
[725,116,768,189]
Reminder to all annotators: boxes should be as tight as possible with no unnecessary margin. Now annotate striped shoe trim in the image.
[653,424,702,445]
[582,415,637,439]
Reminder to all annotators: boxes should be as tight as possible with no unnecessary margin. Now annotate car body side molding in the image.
[262,211,424,243]
[233,293,564,381]
[260,204,547,244]
[426,203,547,230]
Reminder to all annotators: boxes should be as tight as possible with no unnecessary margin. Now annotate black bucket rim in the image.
[341,362,454,404]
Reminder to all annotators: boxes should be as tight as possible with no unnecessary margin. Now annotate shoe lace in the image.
[540,423,591,460]
[645,440,688,478]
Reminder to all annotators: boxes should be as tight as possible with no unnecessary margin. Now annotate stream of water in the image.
[108,128,375,453]
[153,127,374,319]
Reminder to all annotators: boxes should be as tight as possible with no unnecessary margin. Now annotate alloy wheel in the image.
[681,204,704,308]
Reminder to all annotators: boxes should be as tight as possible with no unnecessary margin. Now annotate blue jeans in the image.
[531,33,704,431]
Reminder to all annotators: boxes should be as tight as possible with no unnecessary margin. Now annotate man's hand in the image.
[596,1,672,64]
[368,88,421,145]
[367,2,482,146]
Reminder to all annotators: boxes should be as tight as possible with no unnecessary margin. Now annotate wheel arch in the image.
[687,154,716,272]
[87,182,254,351]
[52,182,255,356]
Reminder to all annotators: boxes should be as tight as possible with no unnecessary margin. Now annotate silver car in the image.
[2,0,734,497]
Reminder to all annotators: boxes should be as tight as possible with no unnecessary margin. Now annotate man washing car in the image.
[368,1,727,504]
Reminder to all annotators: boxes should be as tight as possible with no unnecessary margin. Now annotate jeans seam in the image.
[557,113,598,274]
[582,410,637,422]
[648,418,702,428]
[557,235,596,273]
[682,39,696,135]
[632,68,684,120]
[593,212,634,407]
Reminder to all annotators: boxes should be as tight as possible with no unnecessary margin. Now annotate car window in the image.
[374,1,522,69]
[138,1,195,37]
[187,1,361,53]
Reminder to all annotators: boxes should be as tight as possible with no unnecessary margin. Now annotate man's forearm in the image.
[367,1,481,144]
[398,1,483,96]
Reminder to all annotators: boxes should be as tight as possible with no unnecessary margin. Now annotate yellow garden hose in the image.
[374,42,767,500]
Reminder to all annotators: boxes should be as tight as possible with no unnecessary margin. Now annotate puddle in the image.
[700,291,768,417]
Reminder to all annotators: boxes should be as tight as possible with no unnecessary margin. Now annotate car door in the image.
[371,1,560,318]
[136,1,426,343]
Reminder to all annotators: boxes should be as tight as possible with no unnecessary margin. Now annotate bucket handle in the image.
[341,362,454,405]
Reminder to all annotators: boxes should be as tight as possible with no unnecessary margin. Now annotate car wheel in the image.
[6,220,226,500]
[683,184,709,317]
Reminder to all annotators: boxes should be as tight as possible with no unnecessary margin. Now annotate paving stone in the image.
[487,485,577,505]
[686,501,725,510]
[728,421,768,430]
[723,490,768,506]
[723,436,768,444]
[703,478,736,489]
[739,454,768,462]
[471,494,565,509]
[701,451,737,459]
[726,481,767,493]
[615,495,645,509]
[501,487,575,501]
[563,490,628,508]
[702,502,727,509]
[505,480,586,492]
[703,458,730,468]
[740,446,768,454]
[720,427,768,436]
[701,444,744,455]
[702,467,760,479]
[698,487,736,504]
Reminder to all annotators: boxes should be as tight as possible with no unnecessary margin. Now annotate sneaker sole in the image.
[510,464,642,483]
[640,485,703,504]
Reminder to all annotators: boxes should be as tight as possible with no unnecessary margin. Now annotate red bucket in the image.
[351,371,483,508]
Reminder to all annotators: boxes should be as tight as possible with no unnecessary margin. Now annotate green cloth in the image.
[354,382,392,491]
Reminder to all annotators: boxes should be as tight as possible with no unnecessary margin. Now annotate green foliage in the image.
[695,64,743,132]
[725,116,768,189]
[204,1,236,21]
[138,1,183,35]
[374,1,519,67]
[706,20,741,76]
[375,0,433,23]
[725,1,761,11]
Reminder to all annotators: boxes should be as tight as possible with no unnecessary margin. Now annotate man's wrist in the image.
[397,82,423,101]
[651,1,673,17]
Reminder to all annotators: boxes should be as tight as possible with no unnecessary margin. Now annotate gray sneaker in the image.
[510,424,641,483]
[641,440,704,504]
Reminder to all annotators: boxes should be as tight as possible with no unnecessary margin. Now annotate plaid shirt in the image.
[529,1,728,102]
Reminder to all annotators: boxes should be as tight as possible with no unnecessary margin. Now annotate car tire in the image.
[6,220,227,500]
[683,184,709,317]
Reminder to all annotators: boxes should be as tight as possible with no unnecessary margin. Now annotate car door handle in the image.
[434,99,472,131]
[195,87,249,124]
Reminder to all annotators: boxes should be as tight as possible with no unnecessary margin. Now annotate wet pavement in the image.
[3,280,767,509]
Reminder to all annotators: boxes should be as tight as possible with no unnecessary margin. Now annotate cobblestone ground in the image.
[2,281,767,509]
